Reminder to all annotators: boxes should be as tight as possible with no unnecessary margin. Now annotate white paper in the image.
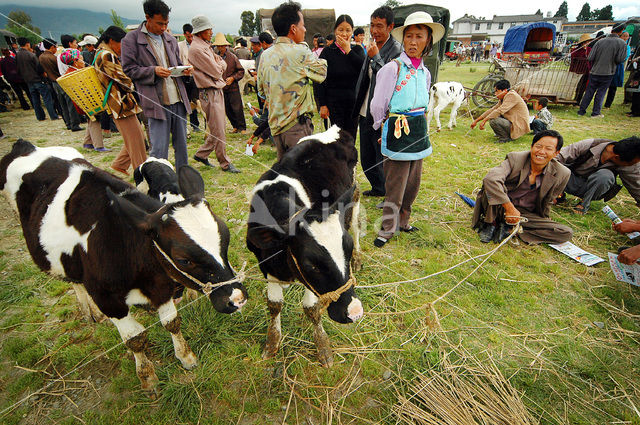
[169,66,191,77]
[244,144,254,156]
[608,252,640,286]
[548,242,604,266]
[529,115,535,124]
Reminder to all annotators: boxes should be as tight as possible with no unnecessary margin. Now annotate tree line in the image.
[554,1,614,21]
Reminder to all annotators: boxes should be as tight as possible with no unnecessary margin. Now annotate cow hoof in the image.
[350,254,363,272]
[317,347,334,368]
[140,373,160,396]
[145,386,160,400]
[262,347,278,360]
[179,352,198,370]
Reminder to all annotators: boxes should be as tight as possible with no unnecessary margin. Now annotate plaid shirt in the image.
[536,107,553,128]
[257,37,327,135]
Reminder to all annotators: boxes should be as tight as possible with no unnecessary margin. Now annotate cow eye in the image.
[176,258,192,267]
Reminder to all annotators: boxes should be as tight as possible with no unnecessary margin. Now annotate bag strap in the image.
[92,49,114,109]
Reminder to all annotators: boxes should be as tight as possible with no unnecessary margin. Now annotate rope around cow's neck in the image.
[153,241,246,295]
[287,247,356,309]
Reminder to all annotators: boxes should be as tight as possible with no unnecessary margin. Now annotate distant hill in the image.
[0,5,143,40]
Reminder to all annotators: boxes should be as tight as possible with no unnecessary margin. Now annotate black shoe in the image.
[373,237,388,248]
[193,155,213,167]
[223,164,241,173]
[363,189,385,197]
[478,223,496,243]
[71,126,84,132]
[400,226,419,233]
[493,222,514,243]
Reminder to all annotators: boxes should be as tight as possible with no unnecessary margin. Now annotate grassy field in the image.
[0,60,639,424]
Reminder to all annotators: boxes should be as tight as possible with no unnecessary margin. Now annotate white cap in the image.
[78,35,98,47]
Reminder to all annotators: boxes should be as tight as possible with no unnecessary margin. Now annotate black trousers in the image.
[358,114,386,195]
[223,90,246,131]
[326,99,358,139]
[9,81,31,110]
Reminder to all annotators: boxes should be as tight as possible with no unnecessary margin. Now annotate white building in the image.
[450,12,566,45]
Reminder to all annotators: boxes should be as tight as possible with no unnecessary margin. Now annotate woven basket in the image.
[57,67,111,118]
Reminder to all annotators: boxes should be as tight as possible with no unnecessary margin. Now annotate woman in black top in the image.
[315,15,365,139]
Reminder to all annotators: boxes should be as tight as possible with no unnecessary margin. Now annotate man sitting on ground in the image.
[470,79,530,143]
[472,130,573,244]
[557,136,640,214]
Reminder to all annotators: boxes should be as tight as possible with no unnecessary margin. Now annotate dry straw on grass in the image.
[393,343,537,425]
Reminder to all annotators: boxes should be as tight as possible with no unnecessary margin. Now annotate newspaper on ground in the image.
[607,252,640,286]
[602,205,640,239]
[548,242,604,266]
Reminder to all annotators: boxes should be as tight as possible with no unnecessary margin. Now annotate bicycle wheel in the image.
[472,75,501,109]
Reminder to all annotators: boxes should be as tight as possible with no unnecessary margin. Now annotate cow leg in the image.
[110,313,159,395]
[302,289,333,368]
[72,284,106,323]
[158,300,197,370]
[433,103,446,131]
[449,98,463,129]
[263,277,284,360]
[350,194,362,272]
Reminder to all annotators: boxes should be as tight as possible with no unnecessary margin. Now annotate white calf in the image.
[427,81,467,131]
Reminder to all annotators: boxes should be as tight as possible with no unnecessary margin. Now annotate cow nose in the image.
[229,288,247,311]
[347,298,363,322]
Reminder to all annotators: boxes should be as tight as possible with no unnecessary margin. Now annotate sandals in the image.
[400,226,420,233]
[373,237,388,248]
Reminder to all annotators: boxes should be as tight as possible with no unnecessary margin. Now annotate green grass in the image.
[0,61,639,423]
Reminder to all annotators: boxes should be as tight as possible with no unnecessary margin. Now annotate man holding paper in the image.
[121,0,192,170]
[472,130,573,244]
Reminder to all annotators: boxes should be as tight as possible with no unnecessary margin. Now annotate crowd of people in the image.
[0,0,639,261]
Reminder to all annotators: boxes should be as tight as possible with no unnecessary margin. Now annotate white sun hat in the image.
[391,11,445,45]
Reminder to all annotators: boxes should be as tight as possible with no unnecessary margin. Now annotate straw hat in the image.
[391,11,445,45]
[578,33,593,45]
[191,15,213,35]
[212,32,231,46]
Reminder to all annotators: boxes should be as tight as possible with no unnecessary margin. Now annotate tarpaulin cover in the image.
[258,9,335,47]
[503,22,556,53]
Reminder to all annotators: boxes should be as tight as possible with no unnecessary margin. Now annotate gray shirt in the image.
[589,34,627,76]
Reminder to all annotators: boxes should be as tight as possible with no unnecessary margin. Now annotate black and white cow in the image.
[133,157,183,204]
[1,140,248,394]
[246,126,363,367]
[427,81,467,131]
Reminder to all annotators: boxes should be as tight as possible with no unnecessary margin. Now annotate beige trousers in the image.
[378,159,423,239]
[196,87,231,169]
[84,119,104,148]
[112,114,148,173]
[273,119,313,161]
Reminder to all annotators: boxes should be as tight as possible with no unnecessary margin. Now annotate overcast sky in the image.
[4,0,640,34]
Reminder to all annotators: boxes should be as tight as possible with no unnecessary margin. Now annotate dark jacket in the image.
[353,35,402,118]
[472,151,570,227]
[120,22,191,120]
[1,55,24,83]
[16,48,43,84]
[588,34,627,76]
[38,51,60,82]
[219,49,244,93]
[315,43,365,107]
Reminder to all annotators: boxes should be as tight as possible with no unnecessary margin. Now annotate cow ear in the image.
[247,225,287,250]
[105,187,151,232]
[178,165,205,199]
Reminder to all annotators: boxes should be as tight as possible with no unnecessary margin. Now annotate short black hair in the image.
[259,32,273,45]
[494,79,510,91]
[237,38,247,47]
[272,2,302,37]
[532,129,564,151]
[60,34,76,48]
[371,6,394,27]
[313,33,321,39]
[143,0,171,19]
[183,23,193,34]
[97,26,127,46]
[612,136,640,163]
[538,97,549,107]
[42,38,56,50]
[17,37,29,47]
[354,27,364,37]
[612,24,625,34]
[334,14,354,30]
[326,33,335,41]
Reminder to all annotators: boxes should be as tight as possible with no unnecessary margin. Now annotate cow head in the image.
[107,166,248,314]
[248,185,363,323]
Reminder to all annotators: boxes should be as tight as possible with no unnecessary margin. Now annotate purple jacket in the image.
[121,22,191,120]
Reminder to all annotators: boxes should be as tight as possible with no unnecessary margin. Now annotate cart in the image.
[501,22,556,64]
